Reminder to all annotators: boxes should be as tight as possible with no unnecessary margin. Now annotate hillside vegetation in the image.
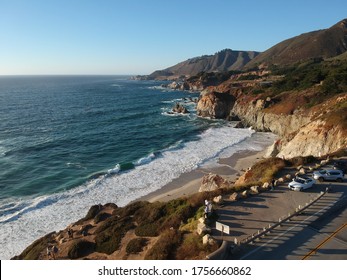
[246,18,347,68]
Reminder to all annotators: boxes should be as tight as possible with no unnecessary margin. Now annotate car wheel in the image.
[318,177,324,182]
[337,178,343,182]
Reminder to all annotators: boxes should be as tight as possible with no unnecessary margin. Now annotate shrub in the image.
[144,229,182,260]
[115,201,149,218]
[133,201,164,226]
[176,233,218,260]
[68,240,95,259]
[242,157,286,184]
[94,212,112,224]
[104,203,118,209]
[287,156,317,167]
[94,216,134,254]
[126,238,148,254]
[135,223,159,237]
[85,204,102,220]
[95,230,124,255]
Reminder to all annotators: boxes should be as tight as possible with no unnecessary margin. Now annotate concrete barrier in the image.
[206,240,230,260]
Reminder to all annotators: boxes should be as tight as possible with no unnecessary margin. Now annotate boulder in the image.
[229,192,240,201]
[296,165,303,170]
[264,141,281,157]
[198,217,206,224]
[199,173,229,192]
[262,182,270,190]
[285,174,292,180]
[213,195,223,204]
[202,234,215,245]
[227,113,241,121]
[278,177,284,183]
[167,81,180,90]
[172,103,189,114]
[59,238,67,245]
[234,121,245,128]
[241,190,249,198]
[255,99,265,109]
[299,168,306,175]
[197,223,211,235]
[250,185,259,194]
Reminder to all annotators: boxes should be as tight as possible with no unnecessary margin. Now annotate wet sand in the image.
[140,148,268,203]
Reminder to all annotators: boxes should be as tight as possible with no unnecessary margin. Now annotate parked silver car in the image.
[313,169,344,182]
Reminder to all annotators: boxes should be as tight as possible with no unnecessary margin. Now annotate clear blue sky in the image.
[0,0,346,75]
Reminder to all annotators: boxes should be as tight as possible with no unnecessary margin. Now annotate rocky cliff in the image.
[194,63,347,159]
[196,91,235,119]
[231,94,347,158]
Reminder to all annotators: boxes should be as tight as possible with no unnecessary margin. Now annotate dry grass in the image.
[176,233,219,260]
[241,157,286,185]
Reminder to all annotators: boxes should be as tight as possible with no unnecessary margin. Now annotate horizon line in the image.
[0,74,140,77]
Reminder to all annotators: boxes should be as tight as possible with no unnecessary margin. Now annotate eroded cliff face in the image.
[231,99,311,136]
[196,90,347,159]
[277,119,346,158]
[196,92,235,119]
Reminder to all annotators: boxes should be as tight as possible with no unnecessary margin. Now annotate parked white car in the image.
[288,177,316,191]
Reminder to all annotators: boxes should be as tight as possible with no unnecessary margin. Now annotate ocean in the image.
[0,76,272,259]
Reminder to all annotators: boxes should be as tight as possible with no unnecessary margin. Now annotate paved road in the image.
[234,189,347,260]
[212,168,347,260]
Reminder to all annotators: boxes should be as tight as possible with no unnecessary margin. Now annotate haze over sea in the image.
[0,76,271,259]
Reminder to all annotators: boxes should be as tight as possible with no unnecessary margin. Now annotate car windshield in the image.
[295,178,305,184]
[319,170,327,174]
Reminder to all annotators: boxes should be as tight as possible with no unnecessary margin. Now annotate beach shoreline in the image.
[139,134,274,203]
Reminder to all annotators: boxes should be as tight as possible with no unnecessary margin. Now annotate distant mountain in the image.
[246,19,347,68]
[147,49,259,79]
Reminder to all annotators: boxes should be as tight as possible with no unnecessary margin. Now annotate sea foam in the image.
[0,127,273,259]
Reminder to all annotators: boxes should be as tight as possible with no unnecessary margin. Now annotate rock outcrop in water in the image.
[172,103,189,114]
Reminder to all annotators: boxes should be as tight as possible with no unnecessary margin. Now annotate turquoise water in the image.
[0,76,264,259]
[0,76,205,199]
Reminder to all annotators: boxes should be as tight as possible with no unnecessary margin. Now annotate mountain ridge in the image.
[245,18,347,68]
[146,49,259,80]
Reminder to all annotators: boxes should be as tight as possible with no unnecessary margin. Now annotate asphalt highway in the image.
[213,166,347,260]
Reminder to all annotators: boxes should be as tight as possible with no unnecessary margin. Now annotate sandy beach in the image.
[140,147,270,203]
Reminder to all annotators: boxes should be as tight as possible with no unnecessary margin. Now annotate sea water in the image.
[0,76,273,259]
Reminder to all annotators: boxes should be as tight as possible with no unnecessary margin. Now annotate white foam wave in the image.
[0,127,274,259]
[135,153,156,166]
[161,98,183,104]
[110,83,122,87]
[161,112,190,117]
[107,164,121,174]
[66,162,86,169]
